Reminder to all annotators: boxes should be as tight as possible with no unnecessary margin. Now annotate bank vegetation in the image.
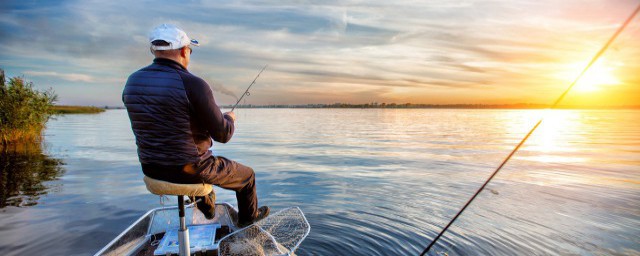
[52,105,105,114]
[0,69,57,146]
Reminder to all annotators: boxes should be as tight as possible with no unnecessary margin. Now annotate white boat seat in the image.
[143,176,212,197]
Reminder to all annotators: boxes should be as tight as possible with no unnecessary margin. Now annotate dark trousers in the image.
[196,156,258,224]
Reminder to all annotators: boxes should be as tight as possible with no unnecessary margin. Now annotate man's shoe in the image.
[238,206,270,228]
[255,206,270,221]
[196,192,216,219]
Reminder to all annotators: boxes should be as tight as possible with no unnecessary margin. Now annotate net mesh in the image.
[219,207,310,256]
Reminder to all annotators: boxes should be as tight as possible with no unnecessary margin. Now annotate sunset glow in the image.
[568,59,622,93]
[0,0,638,107]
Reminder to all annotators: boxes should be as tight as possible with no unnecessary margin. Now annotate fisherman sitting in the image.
[122,24,269,227]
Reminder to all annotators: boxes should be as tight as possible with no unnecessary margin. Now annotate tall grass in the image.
[0,68,57,146]
[52,105,105,114]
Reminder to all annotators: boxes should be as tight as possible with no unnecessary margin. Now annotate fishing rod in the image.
[231,65,268,111]
[420,4,640,255]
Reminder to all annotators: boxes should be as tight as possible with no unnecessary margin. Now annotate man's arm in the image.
[182,74,235,143]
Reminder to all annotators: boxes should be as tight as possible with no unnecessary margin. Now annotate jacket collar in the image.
[153,58,187,71]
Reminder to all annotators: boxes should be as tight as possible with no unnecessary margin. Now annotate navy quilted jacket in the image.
[123,58,234,166]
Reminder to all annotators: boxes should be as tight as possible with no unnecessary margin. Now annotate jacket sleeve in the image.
[183,74,235,143]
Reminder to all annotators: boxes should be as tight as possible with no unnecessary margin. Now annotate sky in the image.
[0,0,639,107]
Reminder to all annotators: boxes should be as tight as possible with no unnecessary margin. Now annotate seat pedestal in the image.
[177,195,189,256]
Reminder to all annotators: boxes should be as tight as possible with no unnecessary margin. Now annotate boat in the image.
[94,202,310,256]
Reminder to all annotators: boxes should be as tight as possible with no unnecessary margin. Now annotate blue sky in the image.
[1,0,638,106]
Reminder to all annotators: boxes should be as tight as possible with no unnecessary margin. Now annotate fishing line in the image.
[231,65,268,111]
[420,4,640,255]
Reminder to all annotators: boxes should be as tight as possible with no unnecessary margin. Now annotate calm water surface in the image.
[0,109,638,255]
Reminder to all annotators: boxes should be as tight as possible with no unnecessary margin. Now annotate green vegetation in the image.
[0,68,57,145]
[0,68,65,208]
[52,105,105,114]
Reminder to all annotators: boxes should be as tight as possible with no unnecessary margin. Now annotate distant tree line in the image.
[226,102,638,109]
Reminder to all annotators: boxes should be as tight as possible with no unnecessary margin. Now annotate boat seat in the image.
[143,176,212,197]
[143,176,213,256]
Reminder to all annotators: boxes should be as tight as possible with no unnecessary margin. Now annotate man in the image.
[122,24,269,227]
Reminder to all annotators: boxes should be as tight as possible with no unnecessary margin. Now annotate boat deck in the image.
[95,203,240,256]
[133,225,232,256]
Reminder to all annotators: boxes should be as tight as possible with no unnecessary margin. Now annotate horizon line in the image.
[59,103,640,110]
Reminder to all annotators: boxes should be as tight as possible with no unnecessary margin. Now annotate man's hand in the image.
[224,111,236,122]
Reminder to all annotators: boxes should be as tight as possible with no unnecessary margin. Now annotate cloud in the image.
[207,79,240,101]
[0,0,638,105]
[23,71,95,82]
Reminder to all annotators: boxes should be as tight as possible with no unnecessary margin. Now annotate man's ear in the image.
[180,47,189,58]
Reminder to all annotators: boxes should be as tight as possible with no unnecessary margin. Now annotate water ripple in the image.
[0,109,638,255]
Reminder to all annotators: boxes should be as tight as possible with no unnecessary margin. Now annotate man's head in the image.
[148,24,199,68]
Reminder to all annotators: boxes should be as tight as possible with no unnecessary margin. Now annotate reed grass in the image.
[0,68,57,146]
[52,105,105,114]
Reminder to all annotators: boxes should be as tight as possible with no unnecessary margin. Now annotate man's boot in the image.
[238,206,270,228]
[195,191,216,219]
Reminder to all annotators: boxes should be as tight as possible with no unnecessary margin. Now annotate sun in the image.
[571,59,621,92]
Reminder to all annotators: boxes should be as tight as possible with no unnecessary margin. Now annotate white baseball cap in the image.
[149,24,199,50]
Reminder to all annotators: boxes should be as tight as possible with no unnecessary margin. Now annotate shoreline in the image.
[85,104,640,110]
[52,105,105,114]
[222,104,640,110]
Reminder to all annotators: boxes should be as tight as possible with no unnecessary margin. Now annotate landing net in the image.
[218,207,310,256]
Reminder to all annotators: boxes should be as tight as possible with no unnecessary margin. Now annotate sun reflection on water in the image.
[528,110,584,162]
[499,109,639,190]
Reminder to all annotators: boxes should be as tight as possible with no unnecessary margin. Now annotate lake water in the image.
[0,109,638,255]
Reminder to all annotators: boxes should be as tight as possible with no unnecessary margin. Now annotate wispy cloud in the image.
[0,0,638,106]
[23,71,95,83]
[207,79,240,101]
